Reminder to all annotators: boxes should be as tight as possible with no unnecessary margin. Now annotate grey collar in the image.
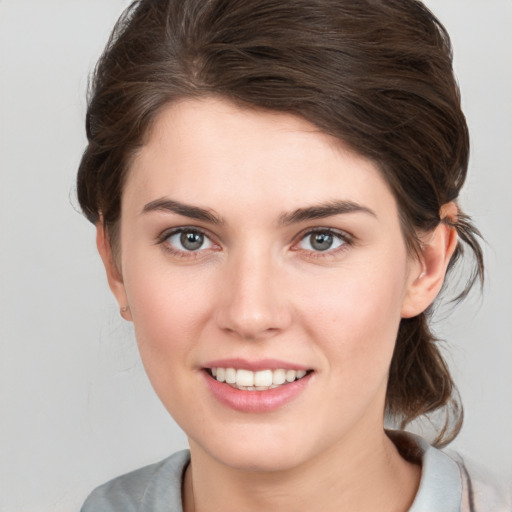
[136,433,463,512]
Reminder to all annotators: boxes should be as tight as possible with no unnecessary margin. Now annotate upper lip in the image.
[203,358,311,372]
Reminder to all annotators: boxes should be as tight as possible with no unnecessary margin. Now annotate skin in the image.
[98,97,458,512]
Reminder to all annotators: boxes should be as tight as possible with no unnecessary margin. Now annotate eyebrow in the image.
[142,198,224,225]
[278,200,376,225]
[142,197,375,226]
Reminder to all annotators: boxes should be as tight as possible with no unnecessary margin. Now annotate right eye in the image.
[162,228,216,253]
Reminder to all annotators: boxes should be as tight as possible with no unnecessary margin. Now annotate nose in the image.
[215,245,292,341]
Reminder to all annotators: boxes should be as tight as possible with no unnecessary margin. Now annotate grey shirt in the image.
[81,432,510,511]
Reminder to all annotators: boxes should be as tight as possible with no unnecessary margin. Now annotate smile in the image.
[210,368,309,391]
[203,359,314,412]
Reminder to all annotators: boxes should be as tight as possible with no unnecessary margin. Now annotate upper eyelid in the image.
[291,228,353,260]
[294,226,353,242]
[157,227,220,257]
[156,225,353,251]
[157,225,214,243]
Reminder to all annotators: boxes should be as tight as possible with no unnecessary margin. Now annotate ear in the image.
[96,222,132,321]
[401,203,459,319]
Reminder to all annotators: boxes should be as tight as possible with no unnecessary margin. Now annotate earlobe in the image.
[401,203,459,319]
[96,222,132,321]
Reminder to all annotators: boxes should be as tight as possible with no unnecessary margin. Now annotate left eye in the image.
[297,230,346,252]
[166,229,214,252]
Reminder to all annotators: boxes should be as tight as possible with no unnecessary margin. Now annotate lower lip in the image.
[203,371,312,413]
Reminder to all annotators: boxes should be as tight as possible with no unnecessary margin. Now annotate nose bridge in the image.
[216,240,291,339]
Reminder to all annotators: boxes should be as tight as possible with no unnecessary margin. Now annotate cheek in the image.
[122,254,215,364]
[299,256,408,371]
[121,263,217,423]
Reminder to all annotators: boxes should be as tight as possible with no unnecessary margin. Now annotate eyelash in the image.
[157,226,218,259]
[156,226,353,260]
[291,227,353,259]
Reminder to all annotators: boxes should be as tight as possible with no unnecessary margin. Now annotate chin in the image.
[210,443,308,473]
[187,419,327,474]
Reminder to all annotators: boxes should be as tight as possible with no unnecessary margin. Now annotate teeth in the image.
[272,368,286,385]
[254,370,272,387]
[286,370,297,382]
[210,367,309,390]
[236,369,254,387]
[225,368,236,384]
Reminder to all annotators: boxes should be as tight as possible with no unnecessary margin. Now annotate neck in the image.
[183,428,420,512]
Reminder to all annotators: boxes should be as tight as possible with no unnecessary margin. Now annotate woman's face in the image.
[109,97,423,472]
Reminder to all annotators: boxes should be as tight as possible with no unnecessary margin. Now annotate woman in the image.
[78,0,509,510]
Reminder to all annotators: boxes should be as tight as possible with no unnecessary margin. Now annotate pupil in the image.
[181,231,203,251]
[311,232,333,251]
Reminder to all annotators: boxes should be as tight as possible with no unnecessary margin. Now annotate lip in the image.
[203,358,310,372]
[202,365,313,413]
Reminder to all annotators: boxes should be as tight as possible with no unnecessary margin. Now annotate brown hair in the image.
[77,0,483,445]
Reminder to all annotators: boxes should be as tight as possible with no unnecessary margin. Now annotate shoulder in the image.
[80,449,190,512]
[389,431,511,512]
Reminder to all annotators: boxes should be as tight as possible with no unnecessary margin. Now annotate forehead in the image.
[123,97,398,221]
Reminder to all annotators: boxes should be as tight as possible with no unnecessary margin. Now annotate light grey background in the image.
[0,1,510,510]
